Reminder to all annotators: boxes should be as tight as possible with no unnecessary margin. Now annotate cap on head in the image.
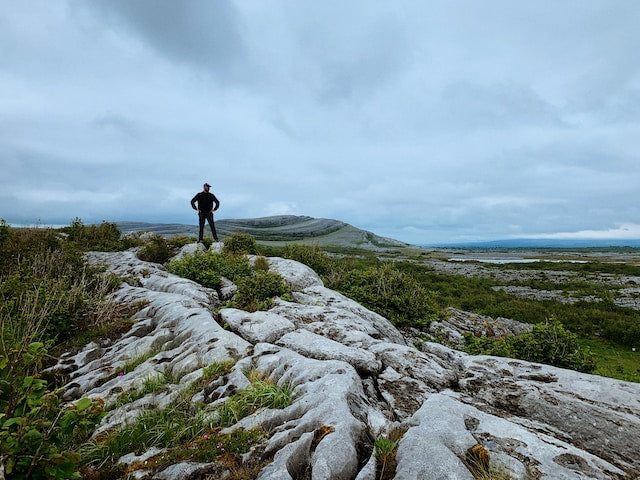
[204,183,211,188]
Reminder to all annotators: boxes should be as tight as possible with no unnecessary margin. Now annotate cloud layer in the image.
[1,1,639,244]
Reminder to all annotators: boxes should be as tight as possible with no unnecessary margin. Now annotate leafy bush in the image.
[63,217,122,251]
[233,270,290,312]
[330,263,440,327]
[222,232,257,255]
[464,318,596,373]
[137,234,173,263]
[282,244,335,276]
[0,342,104,479]
[167,251,253,288]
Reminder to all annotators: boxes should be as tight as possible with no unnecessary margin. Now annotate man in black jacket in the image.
[191,183,220,242]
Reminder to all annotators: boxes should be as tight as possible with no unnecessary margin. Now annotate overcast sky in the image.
[1,1,639,244]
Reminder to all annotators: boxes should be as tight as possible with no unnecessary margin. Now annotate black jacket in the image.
[191,191,220,213]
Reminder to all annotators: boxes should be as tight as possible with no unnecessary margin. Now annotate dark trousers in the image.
[198,212,218,242]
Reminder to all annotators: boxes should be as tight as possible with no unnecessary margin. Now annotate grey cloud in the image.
[439,81,563,130]
[87,0,247,80]
[91,113,142,138]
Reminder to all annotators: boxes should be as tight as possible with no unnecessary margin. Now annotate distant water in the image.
[447,258,588,264]
[427,238,640,249]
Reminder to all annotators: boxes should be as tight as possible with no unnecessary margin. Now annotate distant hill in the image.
[117,215,408,251]
[430,238,640,249]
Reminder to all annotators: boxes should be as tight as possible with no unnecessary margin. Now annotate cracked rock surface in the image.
[50,246,640,479]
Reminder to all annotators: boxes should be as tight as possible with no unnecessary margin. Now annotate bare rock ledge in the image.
[49,246,640,479]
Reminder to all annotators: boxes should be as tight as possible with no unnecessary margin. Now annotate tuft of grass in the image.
[122,348,161,374]
[216,379,291,427]
[464,444,514,480]
[108,374,170,410]
[253,255,270,271]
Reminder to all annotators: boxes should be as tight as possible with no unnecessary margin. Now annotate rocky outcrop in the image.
[50,246,640,479]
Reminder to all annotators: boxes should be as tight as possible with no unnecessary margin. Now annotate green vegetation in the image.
[81,363,288,477]
[330,263,440,327]
[231,270,290,312]
[167,234,290,311]
[216,377,291,426]
[271,243,638,381]
[464,319,596,373]
[374,434,400,480]
[0,221,131,478]
[62,217,123,252]
[222,231,258,255]
[166,251,253,289]
[579,338,640,383]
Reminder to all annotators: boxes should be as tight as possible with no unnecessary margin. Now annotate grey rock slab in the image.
[169,242,205,262]
[277,329,382,375]
[396,393,624,480]
[459,355,640,476]
[223,344,366,480]
[55,248,640,479]
[152,461,213,479]
[266,256,324,291]
[289,285,407,345]
[118,447,166,467]
[256,431,314,480]
[220,308,296,344]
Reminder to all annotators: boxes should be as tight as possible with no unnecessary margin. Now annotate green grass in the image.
[108,374,170,410]
[82,366,289,475]
[122,348,162,374]
[579,338,640,383]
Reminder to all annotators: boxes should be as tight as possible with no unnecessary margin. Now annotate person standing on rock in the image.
[191,183,220,242]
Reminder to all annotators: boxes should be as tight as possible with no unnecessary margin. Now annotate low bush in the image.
[222,232,257,255]
[464,318,596,373]
[253,255,270,271]
[0,342,105,479]
[63,217,123,251]
[166,251,253,289]
[282,244,335,276]
[137,234,173,263]
[330,263,440,327]
[232,270,290,312]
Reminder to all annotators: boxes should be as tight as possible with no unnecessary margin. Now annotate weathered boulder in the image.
[48,246,640,479]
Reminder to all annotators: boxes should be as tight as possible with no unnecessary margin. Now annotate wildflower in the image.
[203,434,210,440]
[119,372,124,376]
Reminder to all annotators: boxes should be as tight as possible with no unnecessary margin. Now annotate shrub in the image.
[0,342,104,479]
[331,263,440,327]
[167,251,253,289]
[282,244,335,276]
[374,435,399,480]
[233,270,290,312]
[464,318,596,373]
[63,217,122,251]
[137,234,173,263]
[222,232,257,255]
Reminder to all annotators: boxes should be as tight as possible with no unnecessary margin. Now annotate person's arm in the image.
[212,194,220,212]
[190,193,199,211]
